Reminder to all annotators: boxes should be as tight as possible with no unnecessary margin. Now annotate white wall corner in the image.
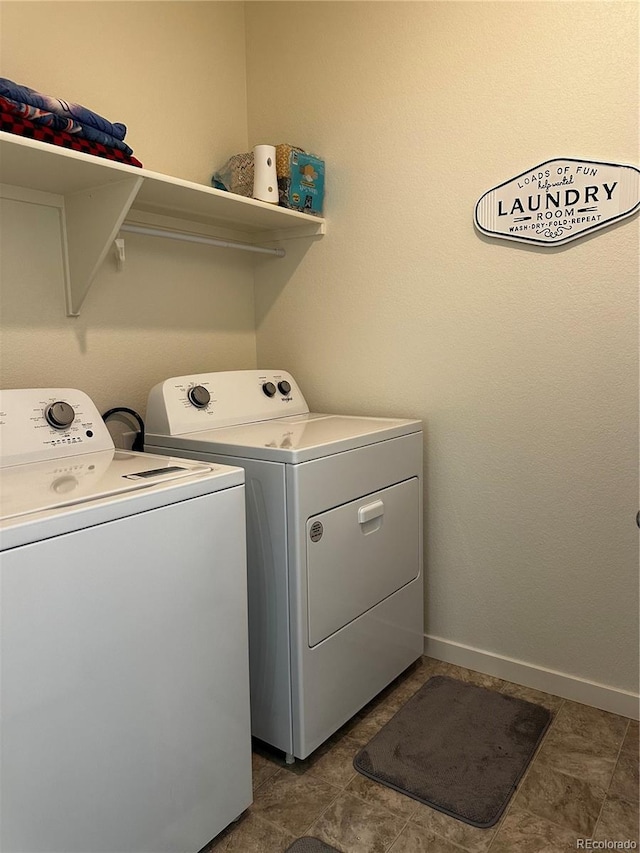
[424,634,640,721]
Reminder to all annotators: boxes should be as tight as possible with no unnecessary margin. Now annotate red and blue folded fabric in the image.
[0,78,141,166]
[0,102,142,168]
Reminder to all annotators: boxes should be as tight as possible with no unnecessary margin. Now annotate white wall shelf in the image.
[0,132,326,316]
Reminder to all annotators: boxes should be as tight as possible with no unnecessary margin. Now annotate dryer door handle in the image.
[358,500,384,525]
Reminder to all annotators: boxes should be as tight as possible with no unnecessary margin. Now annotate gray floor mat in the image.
[285,839,342,853]
[353,675,551,828]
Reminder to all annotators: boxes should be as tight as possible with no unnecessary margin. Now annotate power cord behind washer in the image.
[102,407,145,452]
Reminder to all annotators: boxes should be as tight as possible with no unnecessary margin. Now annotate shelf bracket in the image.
[114,237,126,270]
[62,175,143,316]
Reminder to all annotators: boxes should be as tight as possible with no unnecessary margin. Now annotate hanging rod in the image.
[119,223,286,257]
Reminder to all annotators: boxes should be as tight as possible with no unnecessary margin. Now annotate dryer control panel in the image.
[146,370,310,435]
[0,389,114,467]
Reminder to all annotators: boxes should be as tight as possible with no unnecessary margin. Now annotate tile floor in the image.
[206,657,639,853]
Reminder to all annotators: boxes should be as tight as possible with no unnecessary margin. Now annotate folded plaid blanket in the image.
[0,77,127,141]
[0,110,143,168]
[0,94,134,155]
[0,94,77,133]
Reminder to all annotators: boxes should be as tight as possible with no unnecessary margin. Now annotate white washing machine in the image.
[0,388,252,853]
[145,370,424,762]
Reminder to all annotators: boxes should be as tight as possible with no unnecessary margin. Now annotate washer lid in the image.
[0,449,239,522]
[146,412,422,463]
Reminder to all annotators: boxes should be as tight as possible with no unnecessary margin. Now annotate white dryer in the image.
[145,370,424,762]
[0,388,252,853]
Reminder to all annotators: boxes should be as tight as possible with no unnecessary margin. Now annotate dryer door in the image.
[306,477,420,647]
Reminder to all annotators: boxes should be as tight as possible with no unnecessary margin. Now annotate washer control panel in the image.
[0,389,114,467]
[146,370,310,436]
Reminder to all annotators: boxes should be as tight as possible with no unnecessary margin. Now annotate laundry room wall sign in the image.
[474,158,640,246]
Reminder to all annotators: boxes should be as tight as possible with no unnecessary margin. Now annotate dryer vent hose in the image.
[102,407,145,452]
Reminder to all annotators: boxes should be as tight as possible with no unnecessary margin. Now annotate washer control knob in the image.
[45,401,75,430]
[277,380,291,396]
[262,382,277,398]
[187,385,210,408]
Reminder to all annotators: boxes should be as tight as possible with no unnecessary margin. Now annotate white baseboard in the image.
[424,634,640,721]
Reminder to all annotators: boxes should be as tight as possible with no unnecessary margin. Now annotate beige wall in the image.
[246,2,640,697]
[0,1,255,416]
[0,1,248,184]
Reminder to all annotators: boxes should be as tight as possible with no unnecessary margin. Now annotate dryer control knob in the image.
[262,382,277,398]
[277,380,291,396]
[45,401,75,430]
[187,385,210,408]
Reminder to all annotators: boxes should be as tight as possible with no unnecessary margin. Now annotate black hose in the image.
[102,407,145,452]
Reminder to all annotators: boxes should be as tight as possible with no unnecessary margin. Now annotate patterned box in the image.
[276,144,325,216]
